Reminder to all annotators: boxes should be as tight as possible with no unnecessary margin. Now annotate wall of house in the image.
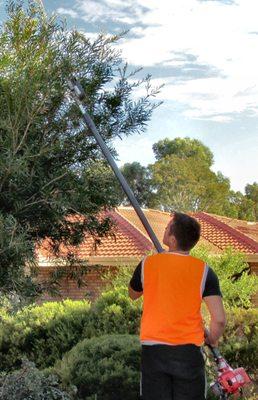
[37,265,115,302]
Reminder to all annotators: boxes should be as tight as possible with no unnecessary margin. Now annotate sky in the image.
[0,0,258,193]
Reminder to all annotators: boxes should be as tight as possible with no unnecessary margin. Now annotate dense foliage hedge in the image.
[192,247,258,308]
[0,359,73,400]
[55,334,141,400]
[0,288,142,372]
[0,290,257,377]
[0,300,91,371]
[89,286,142,336]
[221,307,258,373]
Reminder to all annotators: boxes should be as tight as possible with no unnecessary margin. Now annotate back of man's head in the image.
[170,212,201,251]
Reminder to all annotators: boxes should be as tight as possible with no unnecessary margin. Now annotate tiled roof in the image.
[37,210,152,262]
[193,212,258,254]
[116,207,258,254]
[37,207,258,265]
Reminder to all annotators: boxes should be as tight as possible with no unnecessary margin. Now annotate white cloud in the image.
[56,7,78,19]
[75,0,146,24]
[68,0,258,122]
[114,0,258,121]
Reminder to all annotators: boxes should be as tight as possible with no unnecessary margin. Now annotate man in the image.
[128,212,226,400]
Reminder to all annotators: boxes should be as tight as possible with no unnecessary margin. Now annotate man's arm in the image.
[128,285,143,300]
[128,262,143,301]
[203,295,226,347]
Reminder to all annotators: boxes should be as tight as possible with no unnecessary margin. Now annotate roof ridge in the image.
[196,212,258,253]
[118,206,171,216]
[115,208,153,243]
[109,209,152,250]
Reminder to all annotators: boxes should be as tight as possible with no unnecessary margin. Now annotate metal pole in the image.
[68,78,163,253]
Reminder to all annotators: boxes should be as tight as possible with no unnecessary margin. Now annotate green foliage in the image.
[245,182,258,221]
[118,137,257,221]
[0,359,73,400]
[55,334,141,400]
[153,137,214,166]
[0,0,160,297]
[221,308,258,374]
[150,154,232,213]
[0,299,91,370]
[118,162,153,207]
[0,288,141,372]
[89,286,141,336]
[192,246,258,308]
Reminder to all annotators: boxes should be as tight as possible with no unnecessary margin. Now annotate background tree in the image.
[152,137,214,166]
[149,154,231,213]
[245,182,258,220]
[0,1,161,297]
[116,162,153,207]
[145,138,256,220]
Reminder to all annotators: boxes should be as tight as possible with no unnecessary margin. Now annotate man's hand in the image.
[128,285,143,301]
[204,328,219,347]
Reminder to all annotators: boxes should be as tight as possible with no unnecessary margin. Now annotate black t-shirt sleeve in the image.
[129,262,143,292]
[202,266,222,297]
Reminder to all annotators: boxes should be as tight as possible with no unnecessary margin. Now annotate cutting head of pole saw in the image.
[68,77,86,101]
[207,345,251,399]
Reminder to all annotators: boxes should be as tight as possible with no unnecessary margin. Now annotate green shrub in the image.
[87,286,141,336]
[192,246,258,308]
[0,300,91,371]
[0,359,73,400]
[55,334,141,400]
[220,307,258,375]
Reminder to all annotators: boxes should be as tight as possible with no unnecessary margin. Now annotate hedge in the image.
[0,300,91,371]
[0,359,73,400]
[55,334,141,400]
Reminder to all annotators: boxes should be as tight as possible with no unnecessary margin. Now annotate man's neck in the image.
[167,248,189,255]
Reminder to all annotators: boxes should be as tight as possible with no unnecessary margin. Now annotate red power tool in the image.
[207,345,251,399]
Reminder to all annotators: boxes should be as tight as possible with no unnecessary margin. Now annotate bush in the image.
[202,307,257,375]
[220,307,258,375]
[0,300,91,371]
[0,288,141,372]
[87,286,141,336]
[192,246,258,308]
[55,334,141,400]
[0,359,73,400]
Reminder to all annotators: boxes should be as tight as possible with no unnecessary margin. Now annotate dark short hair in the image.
[169,212,201,251]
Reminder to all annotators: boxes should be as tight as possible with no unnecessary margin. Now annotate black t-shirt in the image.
[130,261,222,297]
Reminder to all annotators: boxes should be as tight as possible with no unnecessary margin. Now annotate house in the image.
[37,207,258,302]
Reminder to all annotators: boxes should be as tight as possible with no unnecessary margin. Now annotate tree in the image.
[0,1,160,297]
[245,182,258,221]
[149,138,256,220]
[117,162,153,207]
[152,137,214,166]
[228,191,256,221]
[149,154,232,213]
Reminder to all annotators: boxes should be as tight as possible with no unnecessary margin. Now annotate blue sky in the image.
[1,0,258,193]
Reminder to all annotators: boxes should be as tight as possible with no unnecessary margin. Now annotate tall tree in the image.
[0,1,160,297]
[152,137,214,166]
[245,182,258,221]
[149,155,231,213]
[117,162,153,207]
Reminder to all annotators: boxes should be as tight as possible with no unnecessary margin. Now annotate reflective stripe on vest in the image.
[140,253,207,346]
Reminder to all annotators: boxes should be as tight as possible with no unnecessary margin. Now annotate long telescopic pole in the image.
[68,78,163,253]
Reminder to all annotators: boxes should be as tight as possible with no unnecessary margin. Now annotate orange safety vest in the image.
[140,253,207,346]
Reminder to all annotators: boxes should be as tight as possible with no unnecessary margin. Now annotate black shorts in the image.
[141,344,206,400]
